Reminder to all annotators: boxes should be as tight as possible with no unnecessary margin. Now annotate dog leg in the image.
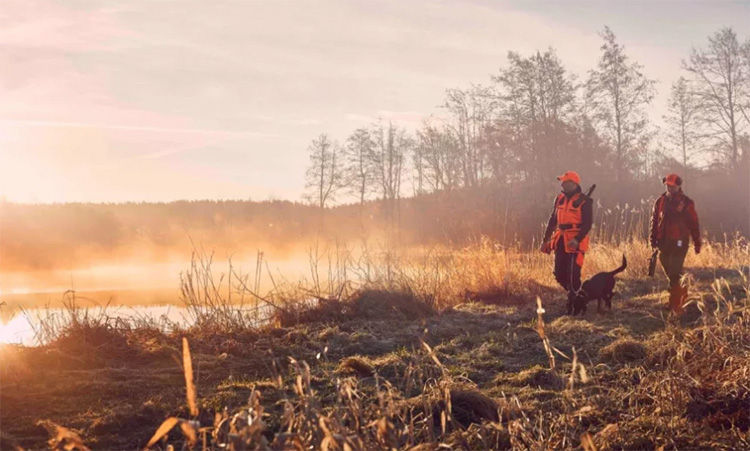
[575,297,588,316]
[605,293,614,310]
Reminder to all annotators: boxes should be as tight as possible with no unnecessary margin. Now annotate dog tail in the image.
[610,254,627,275]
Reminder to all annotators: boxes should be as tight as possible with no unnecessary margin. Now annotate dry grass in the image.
[598,338,647,363]
[171,232,748,332]
[35,420,91,451]
[2,236,749,450]
[548,316,606,340]
[509,365,565,390]
[336,356,376,378]
[275,289,436,327]
[447,389,501,426]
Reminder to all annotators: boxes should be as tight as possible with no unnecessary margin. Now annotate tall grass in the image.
[19,290,171,346]
[13,233,750,450]
[178,228,748,328]
[125,269,746,450]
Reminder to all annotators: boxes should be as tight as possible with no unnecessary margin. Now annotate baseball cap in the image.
[557,171,581,185]
[663,173,682,186]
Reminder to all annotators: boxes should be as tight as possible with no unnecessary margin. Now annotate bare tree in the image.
[304,133,342,209]
[416,121,461,192]
[412,126,426,196]
[370,121,412,224]
[479,122,514,183]
[663,77,701,168]
[586,26,656,185]
[342,127,375,206]
[442,84,499,188]
[683,27,749,167]
[493,49,578,183]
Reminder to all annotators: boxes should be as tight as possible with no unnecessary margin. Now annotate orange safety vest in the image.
[550,192,589,266]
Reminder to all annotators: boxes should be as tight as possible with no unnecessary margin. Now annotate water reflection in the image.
[0,304,193,346]
[0,254,318,345]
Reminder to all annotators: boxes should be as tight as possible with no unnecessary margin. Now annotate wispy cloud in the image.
[0,0,131,52]
[0,118,276,138]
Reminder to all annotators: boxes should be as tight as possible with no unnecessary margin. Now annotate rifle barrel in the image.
[573,184,596,207]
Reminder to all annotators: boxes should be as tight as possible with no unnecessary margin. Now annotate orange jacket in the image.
[543,188,592,253]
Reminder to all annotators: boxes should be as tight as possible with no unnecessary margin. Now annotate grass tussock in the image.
[510,365,565,391]
[336,356,376,378]
[275,289,436,327]
[447,389,500,426]
[548,316,606,339]
[598,338,647,364]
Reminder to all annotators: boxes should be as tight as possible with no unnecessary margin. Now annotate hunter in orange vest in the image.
[540,171,594,314]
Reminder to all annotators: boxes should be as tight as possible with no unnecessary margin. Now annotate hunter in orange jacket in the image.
[650,173,701,315]
[541,171,593,314]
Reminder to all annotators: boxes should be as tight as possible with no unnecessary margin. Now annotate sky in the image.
[0,0,748,203]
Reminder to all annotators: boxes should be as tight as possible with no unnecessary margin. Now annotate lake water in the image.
[0,255,313,345]
[0,302,185,345]
[0,288,284,345]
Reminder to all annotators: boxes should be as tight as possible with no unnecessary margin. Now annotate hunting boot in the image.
[679,284,689,313]
[662,285,674,311]
[669,284,685,316]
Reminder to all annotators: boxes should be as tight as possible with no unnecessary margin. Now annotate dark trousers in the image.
[554,241,582,296]
[659,239,689,288]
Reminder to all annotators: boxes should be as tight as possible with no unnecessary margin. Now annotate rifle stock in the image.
[648,248,659,277]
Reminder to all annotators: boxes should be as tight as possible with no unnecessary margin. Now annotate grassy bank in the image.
[1,238,748,450]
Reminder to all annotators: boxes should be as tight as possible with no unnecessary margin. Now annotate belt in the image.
[558,224,580,230]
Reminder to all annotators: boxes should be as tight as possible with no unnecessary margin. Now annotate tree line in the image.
[304,26,750,238]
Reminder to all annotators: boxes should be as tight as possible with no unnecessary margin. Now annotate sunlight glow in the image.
[0,314,34,345]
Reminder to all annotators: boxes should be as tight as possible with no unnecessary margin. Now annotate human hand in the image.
[540,241,550,254]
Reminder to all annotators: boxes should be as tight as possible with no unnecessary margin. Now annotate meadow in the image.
[1,233,748,450]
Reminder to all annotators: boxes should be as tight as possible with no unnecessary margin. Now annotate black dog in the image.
[568,254,627,315]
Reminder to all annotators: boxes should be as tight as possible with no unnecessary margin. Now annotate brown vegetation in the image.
[1,237,748,450]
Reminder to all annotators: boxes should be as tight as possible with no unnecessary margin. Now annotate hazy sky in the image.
[1,0,748,203]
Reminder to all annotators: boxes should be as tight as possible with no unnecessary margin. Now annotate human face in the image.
[667,184,680,195]
[562,181,578,194]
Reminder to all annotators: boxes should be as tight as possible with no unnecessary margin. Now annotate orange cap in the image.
[663,173,682,186]
[557,171,581,185]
